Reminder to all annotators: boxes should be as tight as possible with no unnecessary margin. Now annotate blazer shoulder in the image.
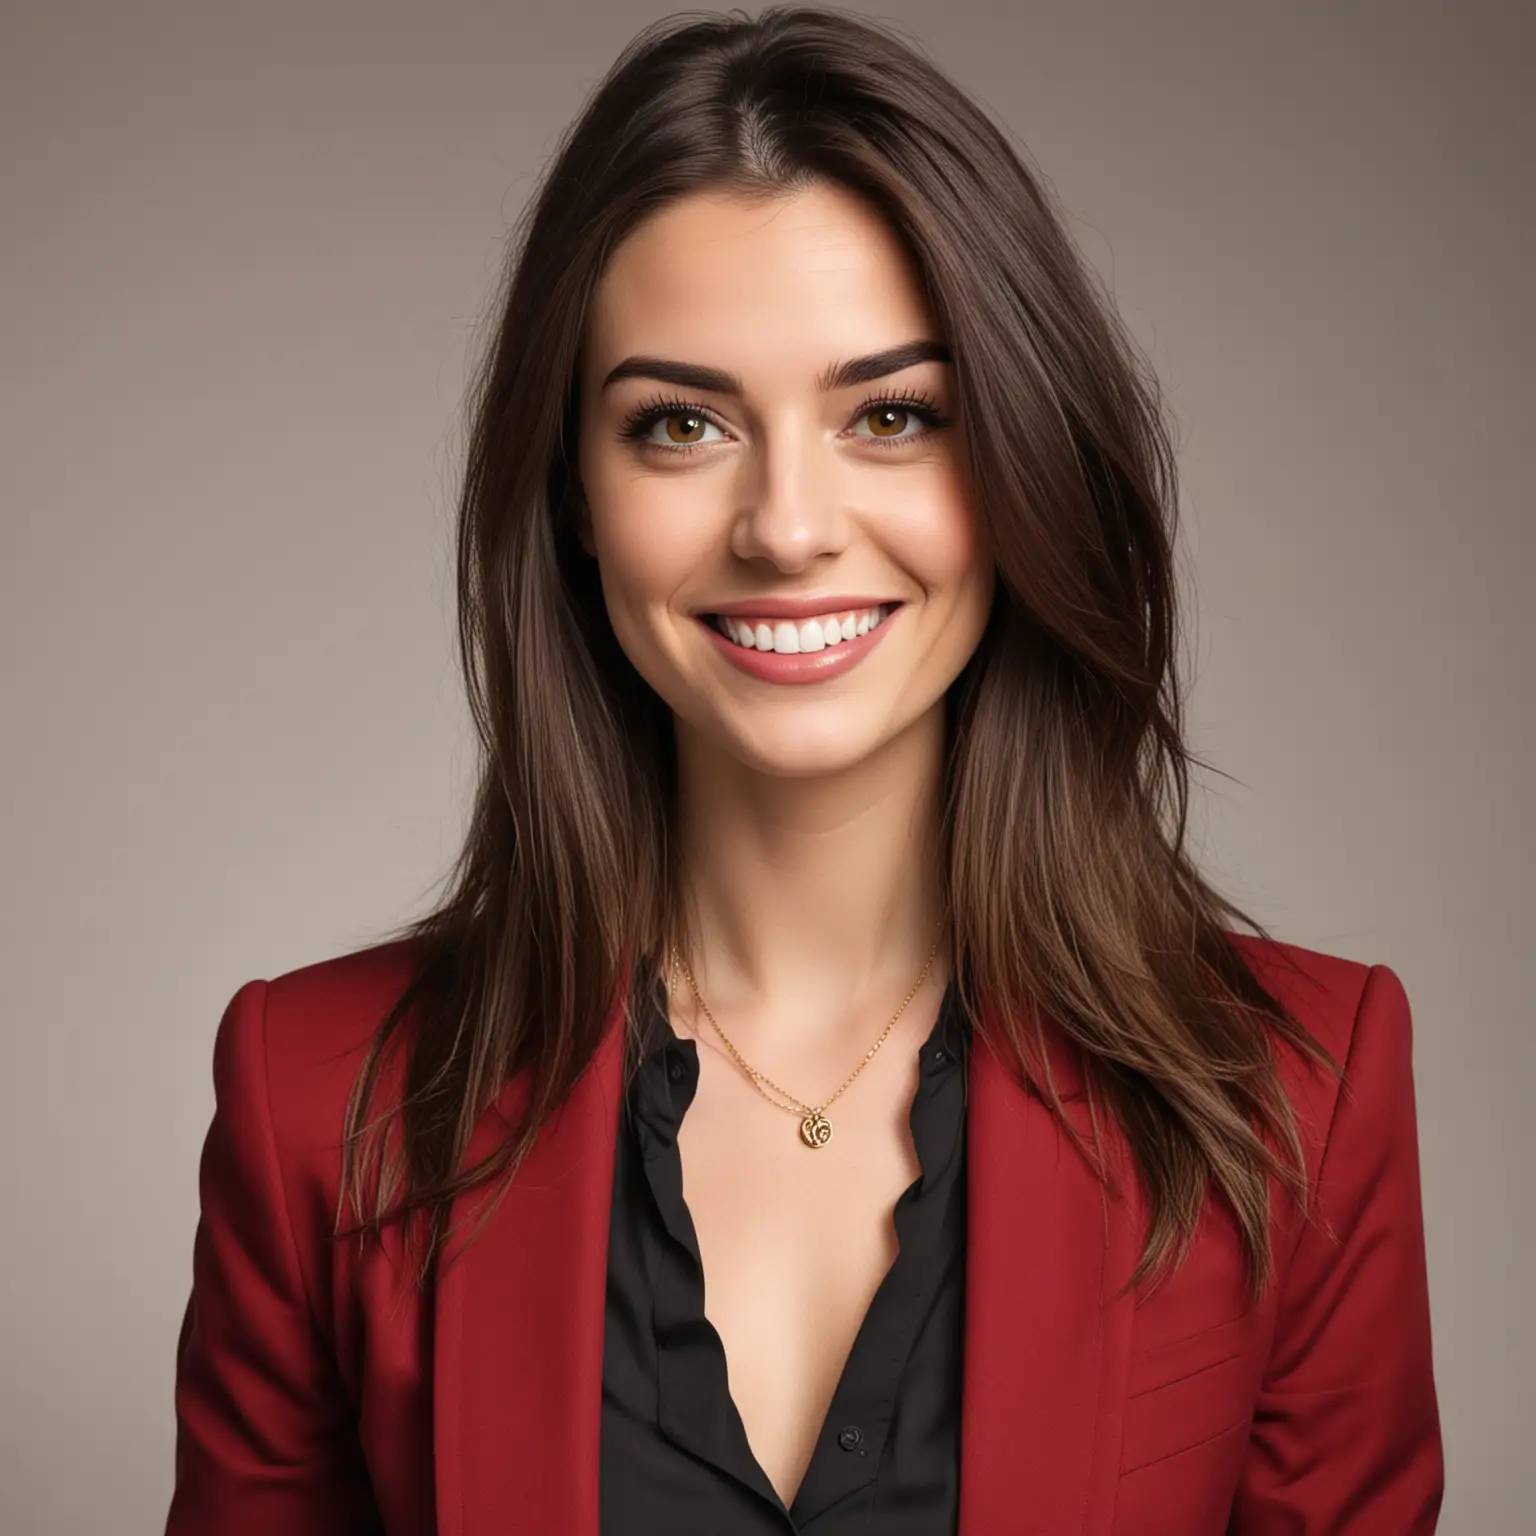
[1221,929,1418,1183]
[1223,929,1384,1066]
[261,934,423,1064]
[205,937,425,1237]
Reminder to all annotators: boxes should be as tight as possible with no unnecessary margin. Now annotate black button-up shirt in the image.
[599,974,971,1533]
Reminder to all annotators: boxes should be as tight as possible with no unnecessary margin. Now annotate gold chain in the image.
[667,921,944,1150]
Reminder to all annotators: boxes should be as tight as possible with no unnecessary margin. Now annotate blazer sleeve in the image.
[166,979,383,1534]
[1230,962,1444,1531]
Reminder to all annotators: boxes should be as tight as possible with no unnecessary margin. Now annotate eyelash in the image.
[616,386,950,457]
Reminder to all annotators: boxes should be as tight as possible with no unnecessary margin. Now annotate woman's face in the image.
[576,180,994,779]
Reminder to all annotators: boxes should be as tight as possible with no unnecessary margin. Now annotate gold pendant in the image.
[800,1111,833,1149]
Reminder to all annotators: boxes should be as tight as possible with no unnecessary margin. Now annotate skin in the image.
[575,181,994,1508]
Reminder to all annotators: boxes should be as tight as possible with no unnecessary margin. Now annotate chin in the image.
[712,712,909,781]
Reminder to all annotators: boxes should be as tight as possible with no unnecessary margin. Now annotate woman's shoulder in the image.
[202,937,427,1230]
[1224,928,1386,1050]
[1220,928,1420,1180]
[258,934,425,1082]
[1222,928,1412,1054]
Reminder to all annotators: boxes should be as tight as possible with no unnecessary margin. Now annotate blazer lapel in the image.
[958,995,1140,1535]
[433,998,627,1536]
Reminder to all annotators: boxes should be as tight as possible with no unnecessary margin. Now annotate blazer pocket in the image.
[1121,1319,1259,1474]
[1126,1312,1251,1398]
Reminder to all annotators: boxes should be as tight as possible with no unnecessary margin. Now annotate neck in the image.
[669,704,949,1058]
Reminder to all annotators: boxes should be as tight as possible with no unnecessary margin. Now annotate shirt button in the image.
[836,1425,863,1452]
[932,1048,947,1063]
[667,1056,686,1082]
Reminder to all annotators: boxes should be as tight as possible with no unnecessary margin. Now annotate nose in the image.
[727,426,852,574]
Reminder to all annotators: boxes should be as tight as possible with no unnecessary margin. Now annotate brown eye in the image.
[664,411,709,444]
[864,405,910,438]
[619,403,725,451]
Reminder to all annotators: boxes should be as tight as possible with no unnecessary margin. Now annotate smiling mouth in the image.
[705,603,898,654]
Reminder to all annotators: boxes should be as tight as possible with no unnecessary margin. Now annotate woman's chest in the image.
[671,1072,929,1503]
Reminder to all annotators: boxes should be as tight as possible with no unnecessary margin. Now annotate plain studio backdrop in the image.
[1,1,1529,1530]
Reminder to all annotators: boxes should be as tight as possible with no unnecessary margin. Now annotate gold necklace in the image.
[667,923,944,1150]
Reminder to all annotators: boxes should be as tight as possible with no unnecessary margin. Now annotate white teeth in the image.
[714,605,890,654]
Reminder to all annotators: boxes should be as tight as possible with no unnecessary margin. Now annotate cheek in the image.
[584,479,723,685]
[891,475,989,602]
[588,481,703,610]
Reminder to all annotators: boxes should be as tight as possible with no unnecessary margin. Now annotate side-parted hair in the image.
[343,5,1338,1304]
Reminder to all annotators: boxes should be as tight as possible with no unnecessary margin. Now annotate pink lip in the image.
[699,608,899,685]
[704,593,899,621]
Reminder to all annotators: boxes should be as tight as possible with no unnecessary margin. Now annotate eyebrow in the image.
[599,338,952,396]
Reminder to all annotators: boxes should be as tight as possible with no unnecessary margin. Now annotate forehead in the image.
[582,183,937,390]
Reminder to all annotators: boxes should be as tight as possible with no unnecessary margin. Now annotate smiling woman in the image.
[166,8,1442,1536]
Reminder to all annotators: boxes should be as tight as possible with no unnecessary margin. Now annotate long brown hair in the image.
[341,5,1338,1305]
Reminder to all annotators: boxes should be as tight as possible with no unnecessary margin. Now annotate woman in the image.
[165,8,1442,1533]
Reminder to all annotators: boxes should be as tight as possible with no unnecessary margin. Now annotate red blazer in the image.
[165,932,1443,1534]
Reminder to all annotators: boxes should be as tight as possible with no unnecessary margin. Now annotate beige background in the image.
[1,1,1529,1530]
